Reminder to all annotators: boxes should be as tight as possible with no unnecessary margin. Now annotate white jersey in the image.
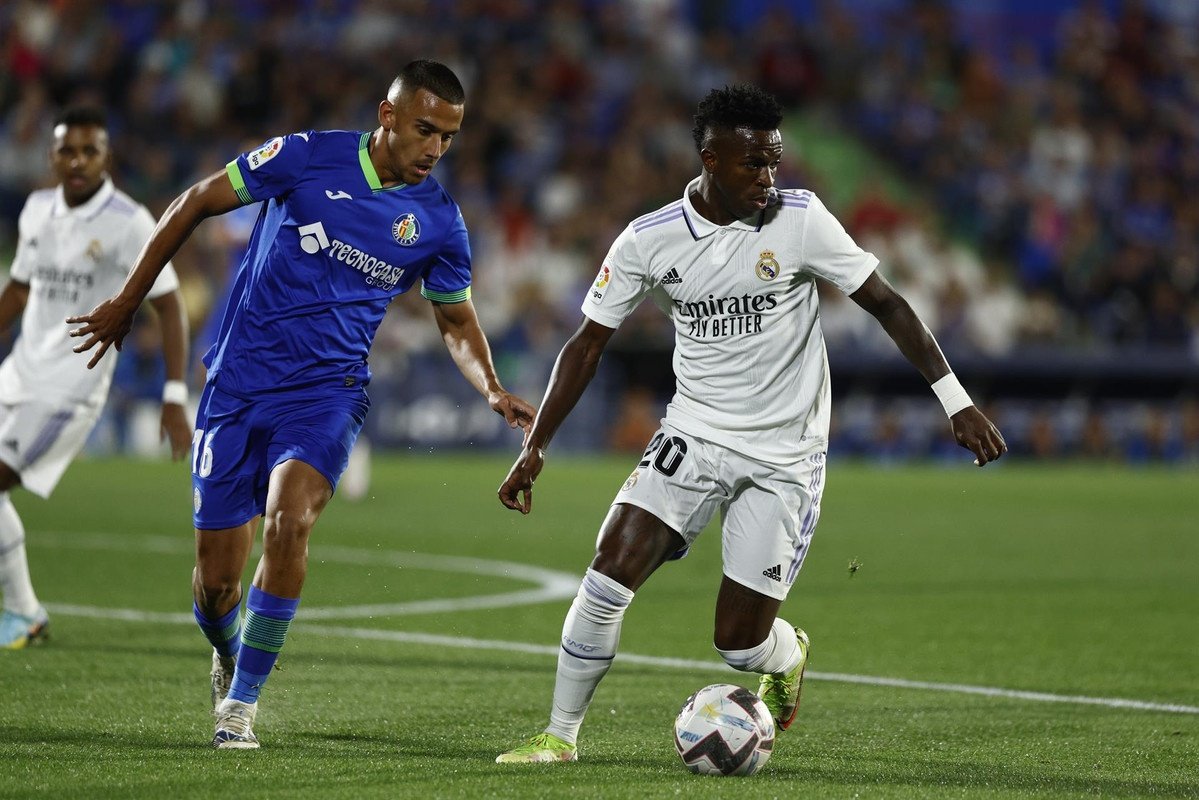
[0,179,179,408]
[582,177,877,464]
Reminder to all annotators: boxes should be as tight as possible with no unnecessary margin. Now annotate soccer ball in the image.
[673,683,775,776]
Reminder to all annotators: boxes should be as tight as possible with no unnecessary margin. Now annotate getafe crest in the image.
[392,213,421,246]
[755,250,780,281]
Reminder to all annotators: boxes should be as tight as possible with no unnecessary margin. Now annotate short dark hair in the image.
[691,85,783,151]
[54,106,108,130]
[393,60,466,105]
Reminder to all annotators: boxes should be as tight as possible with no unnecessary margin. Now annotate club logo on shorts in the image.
[755,250,780,281]
[392,213,421,246]
[621,469,640,492]
[193,488,203,514]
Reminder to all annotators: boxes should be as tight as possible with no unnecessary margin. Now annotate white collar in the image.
[52,177,115,220]
[680,175,764,239]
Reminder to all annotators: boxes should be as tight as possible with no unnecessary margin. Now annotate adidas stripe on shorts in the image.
[0,401,101,498]
[610,421,826,601]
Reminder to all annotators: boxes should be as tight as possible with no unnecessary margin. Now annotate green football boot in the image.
[757,627,810,730]
[495,732,578,763]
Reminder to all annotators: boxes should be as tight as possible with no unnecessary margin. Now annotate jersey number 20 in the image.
[638,432,688,477]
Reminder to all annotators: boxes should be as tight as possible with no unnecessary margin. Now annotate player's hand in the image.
[950,406,1007,467]
[498,445,545,514]
[160,402,193,461]
[66,296,138,369]
[489,390,536,434]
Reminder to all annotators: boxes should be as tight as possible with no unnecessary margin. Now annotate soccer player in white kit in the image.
[0,107,191,649]
[496,85,1007,762]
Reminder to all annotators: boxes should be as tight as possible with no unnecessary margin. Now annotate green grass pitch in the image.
[1,454,1196,799]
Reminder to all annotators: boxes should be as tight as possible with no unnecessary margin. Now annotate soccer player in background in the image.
[0,106,191,649]
[496,85,1007,763]
[69,60,535,749]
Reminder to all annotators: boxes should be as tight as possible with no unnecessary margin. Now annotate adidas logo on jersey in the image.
[762,564,782,582]
[661,268,683,285]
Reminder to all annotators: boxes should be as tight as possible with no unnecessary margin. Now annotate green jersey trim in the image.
[358,132,408,193]
[421,285,471,304]
[225,161,254,205]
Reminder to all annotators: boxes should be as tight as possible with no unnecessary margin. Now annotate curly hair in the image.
[691,85,783,152]
[54,106,107,130]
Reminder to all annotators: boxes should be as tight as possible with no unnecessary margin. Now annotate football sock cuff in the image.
[194,602,243,659]
[717,617,800,674]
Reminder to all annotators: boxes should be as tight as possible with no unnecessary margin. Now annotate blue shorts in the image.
[191,383,369,530]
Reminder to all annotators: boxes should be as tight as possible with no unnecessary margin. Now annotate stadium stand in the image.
[1,0,1194,462]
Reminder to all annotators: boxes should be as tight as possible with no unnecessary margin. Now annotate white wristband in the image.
[162,380,189,406]
[931,373,973,418]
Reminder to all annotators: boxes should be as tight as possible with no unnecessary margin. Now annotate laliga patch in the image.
[392,213,421,246]
[755,250,780,281]
[590,264,612,301]
[247,137,283,170]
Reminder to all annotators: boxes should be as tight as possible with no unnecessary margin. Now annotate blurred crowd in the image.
[1,0,1196,463]
[819,0,1199,356]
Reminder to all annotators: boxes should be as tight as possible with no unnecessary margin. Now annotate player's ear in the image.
[700,147,717,174]
[378,99,394,131]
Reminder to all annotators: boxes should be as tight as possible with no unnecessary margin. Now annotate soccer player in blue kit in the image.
[69,60,535,749]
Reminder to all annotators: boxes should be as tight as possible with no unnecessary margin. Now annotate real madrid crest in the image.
[392,212,421,246]
[621,469,640,492]
[755,250,780,281]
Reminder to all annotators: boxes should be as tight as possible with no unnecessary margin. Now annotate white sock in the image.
[545,569,634,745]
[716,617,801,675]
[0,492,40,616]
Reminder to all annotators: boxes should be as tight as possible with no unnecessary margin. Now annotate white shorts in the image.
[0,401,100,498]
[612,422,826,601]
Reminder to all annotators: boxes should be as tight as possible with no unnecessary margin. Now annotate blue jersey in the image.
[204,130,472,396]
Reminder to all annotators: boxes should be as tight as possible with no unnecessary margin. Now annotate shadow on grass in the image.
[767,757,1199,798]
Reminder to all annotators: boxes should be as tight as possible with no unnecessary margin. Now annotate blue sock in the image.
[194,602,242,659]
[227,585,299,704]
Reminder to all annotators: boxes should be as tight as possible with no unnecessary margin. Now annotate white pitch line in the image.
[44,604,1199,716]
[33,532,579,618]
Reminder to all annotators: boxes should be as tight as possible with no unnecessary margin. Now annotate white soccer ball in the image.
[673,683,775,776]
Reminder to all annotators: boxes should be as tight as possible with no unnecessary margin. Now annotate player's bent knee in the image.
[264,508,317,543]
[194,580,241,615]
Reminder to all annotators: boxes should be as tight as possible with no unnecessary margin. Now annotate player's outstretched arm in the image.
[68,169,241,369]
[498,318,615,514]
[432,298,536,432]
[148,289,192,460]
[849,271,1007,466]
